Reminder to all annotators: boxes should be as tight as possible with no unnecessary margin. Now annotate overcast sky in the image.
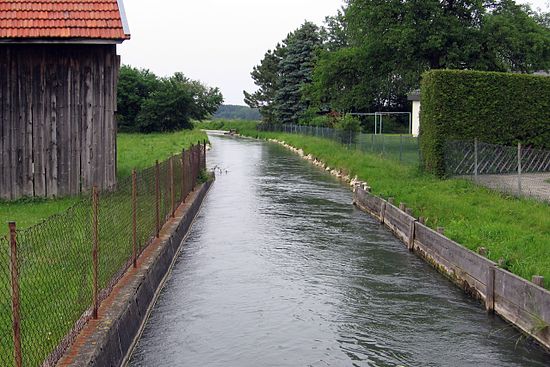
[118,0,550,106]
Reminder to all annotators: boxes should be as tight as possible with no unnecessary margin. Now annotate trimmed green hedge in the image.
[420,70,550,176]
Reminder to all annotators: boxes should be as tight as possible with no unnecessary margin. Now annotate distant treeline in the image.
[213,105,261,120]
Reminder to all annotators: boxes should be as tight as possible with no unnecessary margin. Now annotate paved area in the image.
[468,172,550,203]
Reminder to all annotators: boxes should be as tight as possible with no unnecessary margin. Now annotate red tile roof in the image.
[0,0,130,41]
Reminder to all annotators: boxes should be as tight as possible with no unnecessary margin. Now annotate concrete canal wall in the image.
[57,179,214,367]
[266,137,550,351]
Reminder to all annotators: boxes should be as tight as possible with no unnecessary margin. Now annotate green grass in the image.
[0,129,207,234]
[0,129,205,366]
[196,119,259,132]
[212,119,550,290]
[117,129,207,178]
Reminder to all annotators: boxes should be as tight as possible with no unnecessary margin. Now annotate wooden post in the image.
[408,219,416,251]
[170,157,175,218]
[486,265,495,313]
[9,222,22,367]
[532,276,545,288]
[379,202,386,224]
[155,160,160,237]
[92,187,99,319]
[132,170,137,268]
[181,149,189,203]
[478,247,488,257]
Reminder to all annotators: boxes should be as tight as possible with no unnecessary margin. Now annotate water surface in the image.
[130,134,548,366]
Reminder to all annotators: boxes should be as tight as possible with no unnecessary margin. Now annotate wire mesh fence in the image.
[0,141,207,367]
[257,123,420,166]
[445,139,550,203]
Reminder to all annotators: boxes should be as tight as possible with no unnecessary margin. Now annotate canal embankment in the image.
[128,134,549,366]
[57,178,214,367]
[196,121,550,295]
[257,135,550,351]
[274,136,550,350]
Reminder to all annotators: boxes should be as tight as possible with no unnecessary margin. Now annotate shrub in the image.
[420,69,550,176]
[336,114,361,132]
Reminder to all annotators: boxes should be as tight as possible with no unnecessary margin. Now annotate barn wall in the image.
[0,44,119,200]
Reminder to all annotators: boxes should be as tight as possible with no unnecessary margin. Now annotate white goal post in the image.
[348,112,412,135]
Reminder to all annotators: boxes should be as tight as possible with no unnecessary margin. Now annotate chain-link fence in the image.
[257,123,420,165]
[0,141,207,367]
[445,139,550,203]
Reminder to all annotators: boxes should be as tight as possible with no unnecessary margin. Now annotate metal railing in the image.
[445,139,550,202]
[0,141,207,367]
[257,123,420,165]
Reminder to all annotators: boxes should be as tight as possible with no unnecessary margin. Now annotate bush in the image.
[117,67,223,133]
[336,114,361,132]
[420,69,550,176]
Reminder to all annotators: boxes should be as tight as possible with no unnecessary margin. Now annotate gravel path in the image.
[471,172,550,203]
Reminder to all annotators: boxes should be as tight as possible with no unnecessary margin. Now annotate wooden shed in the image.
[0,0,130,200]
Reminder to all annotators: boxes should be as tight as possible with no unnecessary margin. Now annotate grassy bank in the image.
[0,129,207,232]
[206,120,550,289]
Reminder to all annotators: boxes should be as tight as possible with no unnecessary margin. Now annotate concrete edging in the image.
[57,178,214,367]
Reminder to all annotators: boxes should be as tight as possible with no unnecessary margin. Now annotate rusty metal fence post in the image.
[170,157,175,217]
[155,160,160,237]
[92,186,99,320]
[181,149,189,203]
[192,144,197,191]
[203,139,207,170]
[9,222,22,367]
[132,170,137,268]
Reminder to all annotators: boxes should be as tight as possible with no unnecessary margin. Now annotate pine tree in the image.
[273,22,322,124]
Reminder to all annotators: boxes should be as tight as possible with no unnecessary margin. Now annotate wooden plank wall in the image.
[0,44,118,200]
[353,185,550,350]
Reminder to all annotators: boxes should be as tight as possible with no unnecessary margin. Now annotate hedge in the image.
[419,69,550,176]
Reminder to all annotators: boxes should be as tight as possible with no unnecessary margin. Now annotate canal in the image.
[129,133,548,366]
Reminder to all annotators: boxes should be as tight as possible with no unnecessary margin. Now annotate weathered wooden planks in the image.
[353,185,550,350]
[0,44,118,199]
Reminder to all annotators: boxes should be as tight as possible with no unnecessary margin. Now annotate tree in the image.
[482,1,550,72]
[306,0,550,115]
[243,44,286,123]
[321,9,349,52]
[117,66,160,132]
[136,74,223,132]
[273,22,322,124]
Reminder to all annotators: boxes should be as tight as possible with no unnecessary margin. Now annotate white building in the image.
[407,90,421,137]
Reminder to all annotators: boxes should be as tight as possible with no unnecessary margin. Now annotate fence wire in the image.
[0,235,12,367]
[0,142,206,366]
[258,123,420,166]
[445,140,550,203]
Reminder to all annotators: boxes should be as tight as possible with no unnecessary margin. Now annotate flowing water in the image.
[129,133,548,367]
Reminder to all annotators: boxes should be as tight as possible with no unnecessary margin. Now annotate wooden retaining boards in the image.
[353,185,550,350]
